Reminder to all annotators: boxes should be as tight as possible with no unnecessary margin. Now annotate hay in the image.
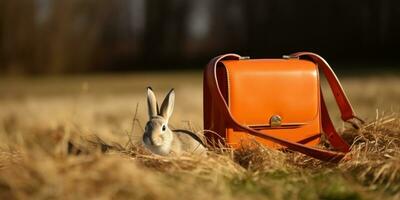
[0,115,398,199]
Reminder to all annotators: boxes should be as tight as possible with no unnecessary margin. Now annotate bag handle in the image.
[205,52,363,162]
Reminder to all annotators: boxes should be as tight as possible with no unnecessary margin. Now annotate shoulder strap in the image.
[289,52,364,127]
[290,52,364,152]
[205,52,363,162]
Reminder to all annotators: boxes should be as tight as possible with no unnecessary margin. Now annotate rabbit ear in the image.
[160,89,175,120]
[147,87,159,118]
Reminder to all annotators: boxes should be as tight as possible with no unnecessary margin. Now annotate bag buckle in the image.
[345,116,365,129]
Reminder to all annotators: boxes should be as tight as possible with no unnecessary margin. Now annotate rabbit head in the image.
[142,87,175,155]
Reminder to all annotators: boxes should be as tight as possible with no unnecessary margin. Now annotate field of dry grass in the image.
[0,71,399,199]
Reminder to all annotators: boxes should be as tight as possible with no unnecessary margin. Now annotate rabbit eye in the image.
[162,125,166,131]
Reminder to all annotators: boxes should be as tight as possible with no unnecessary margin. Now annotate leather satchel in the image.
[203,52,364,162]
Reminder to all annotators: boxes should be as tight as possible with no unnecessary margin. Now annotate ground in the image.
[0,71,399,199]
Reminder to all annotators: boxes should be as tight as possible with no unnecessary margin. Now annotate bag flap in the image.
[220,59,320,127]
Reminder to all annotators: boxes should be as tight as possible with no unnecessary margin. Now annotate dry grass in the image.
[0,71,399,199]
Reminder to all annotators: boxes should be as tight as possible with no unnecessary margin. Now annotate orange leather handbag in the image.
[203,52,364,162]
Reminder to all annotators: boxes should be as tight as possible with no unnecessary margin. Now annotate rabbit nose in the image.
[151,136,163,146]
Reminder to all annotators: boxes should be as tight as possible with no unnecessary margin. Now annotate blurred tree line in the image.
[0,0,399,74]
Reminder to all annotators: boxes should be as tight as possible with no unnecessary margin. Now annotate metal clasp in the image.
[239,56,250,60]
[282,55,299,59]
[270,115,282,127]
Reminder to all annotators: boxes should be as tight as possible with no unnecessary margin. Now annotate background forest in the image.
[1,0,399,74]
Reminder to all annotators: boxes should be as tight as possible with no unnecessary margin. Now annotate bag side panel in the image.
[203,64,229,146]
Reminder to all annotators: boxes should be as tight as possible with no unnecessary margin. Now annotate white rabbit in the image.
[142,87,206,156]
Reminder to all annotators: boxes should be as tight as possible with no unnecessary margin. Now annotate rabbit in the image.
[142,87,206,156]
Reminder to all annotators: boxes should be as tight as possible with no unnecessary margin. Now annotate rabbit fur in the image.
[142,87,206,156]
